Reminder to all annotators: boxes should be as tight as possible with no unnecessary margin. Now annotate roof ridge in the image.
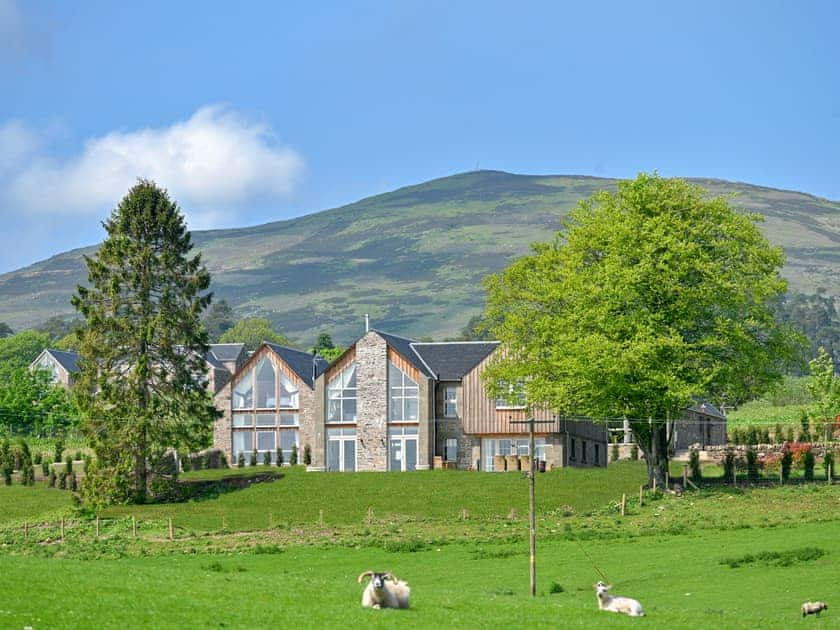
[411,340,500,346]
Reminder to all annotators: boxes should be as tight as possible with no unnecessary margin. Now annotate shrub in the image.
[610,440,619,463]
[303,444,312,466]
[760,428,771,444]
[237,452,245,468]
[65,455,73,474]
[290,445,298,465]
[220,452,228,468]
[84,454,92,474]
[70,472,78,492]
[203,451,214,470]
[58,471,67,489]
[181,453,192,472]
[249,451,258,467]
[774,423,784,444]
[75,450,82,461]
[263,451,271,466]
[276,448,284,466]
[630,444,639,461]
[824,449,835,479]
[48,468,56,487]
[785,426,795,443]
[799,413,811,442]
[192,454,203,471]
[549,581,565,594]
[780,446,793,481]
[41,460,50,477]
[803,448,815,481]
[33,451,42,465]
[54,438,64,464]
[746,426,759,446]
[689,448,702,483]
[723,449,736,482]
[745,448,759,481]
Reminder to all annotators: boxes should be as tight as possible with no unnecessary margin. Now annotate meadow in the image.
[0,462,838,628]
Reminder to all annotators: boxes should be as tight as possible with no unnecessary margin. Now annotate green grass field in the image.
[1,464,838,628]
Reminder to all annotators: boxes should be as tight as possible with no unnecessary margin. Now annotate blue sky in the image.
[1,0,838,273]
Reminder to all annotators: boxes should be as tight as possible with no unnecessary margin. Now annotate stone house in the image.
[672,401,728,450]
[29,349,80,388]
[213,329,609,471]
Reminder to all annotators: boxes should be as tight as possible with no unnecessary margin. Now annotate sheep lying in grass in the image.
[802,601,828,617]
[594,581,644,617]
[357,571,411,609]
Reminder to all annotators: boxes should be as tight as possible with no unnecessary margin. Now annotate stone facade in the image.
[213,382,232,462]
[355,332,389,471]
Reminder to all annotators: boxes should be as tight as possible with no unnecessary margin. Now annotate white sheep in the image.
[802,601,828,617]
[357,571,411,609]
[594,581,645,617]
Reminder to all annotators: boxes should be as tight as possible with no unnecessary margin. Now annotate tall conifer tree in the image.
[73,180,215,503]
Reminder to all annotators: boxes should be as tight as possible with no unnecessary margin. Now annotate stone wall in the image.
[213,382,232,464]
[356,332,389,471]
[297,378,318,469]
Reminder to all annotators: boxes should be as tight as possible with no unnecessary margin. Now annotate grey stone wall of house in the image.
[213,382,232,464]
[297,376,318,469]
[543,433,565,469]
[356,332,388,471]
[433,381,479,470]
[417,376,433,470]
[306,376,326,471]
[673,411,727,450]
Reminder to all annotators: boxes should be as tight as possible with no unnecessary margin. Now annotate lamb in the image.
[594,581,645,617]
[802,601,828,617]
[357,571,411,609]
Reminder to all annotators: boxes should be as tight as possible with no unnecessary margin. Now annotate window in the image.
[255,359,276,408]
[233,431,253,462]
[444,386,457,418]
[445,438,458,462]
[279,429,299,462]
[594,444,600,466]
[581,440,587,463]
[481,437,546,472]
[327,427,356,471]
[388,425,418,471]
[570,438,576,461]
[327,363,357,423]
[233,369,254,409]
[256,413,276,427]
[257,431,276,453]
[389,362,419,421]
[279,413,299,426]
[495,379,527,409]
[233,413,253,428]
[279,371,299,409]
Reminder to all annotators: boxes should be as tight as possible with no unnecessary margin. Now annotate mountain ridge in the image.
[2,170,839,344]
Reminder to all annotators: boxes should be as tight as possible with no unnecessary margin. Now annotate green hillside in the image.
[1,170,838,345]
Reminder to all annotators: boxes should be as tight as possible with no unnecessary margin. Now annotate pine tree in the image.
[72,180,217,504]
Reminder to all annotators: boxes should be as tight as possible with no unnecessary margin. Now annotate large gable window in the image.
[255,359,276,408]
[327,363,357,423]
[389,362,419,421]
[279,371,299,409]
[495,379,527,409]
[233,368,254,409]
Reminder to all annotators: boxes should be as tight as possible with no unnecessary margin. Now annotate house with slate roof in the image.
[29,349,80,388]
[212,327,613,472]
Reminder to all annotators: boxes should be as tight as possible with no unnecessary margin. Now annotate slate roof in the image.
[410,341,500,381]
[265,343,330,388]
[686,401,726,419]
[204,350,226,371]
[371,330,436,378]
[46,349,80,374]
[208,343,246,363]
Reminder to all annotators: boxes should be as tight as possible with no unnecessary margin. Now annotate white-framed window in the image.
[388,425,418,472]
[279,371,299,409]
[279,429,299,462]
[444,386,457,418]
[233,430,254,462]
[233,368,254,409]
[256,358,276,408]
[327,363,357,423]
[494,379,527,409]
[233,413,253,428]
[481,437,546,472]
[389,362,419,421]
[256,413,276,427]
[445,438,458,462]
[279,413,299,426]
[327,427,356,471]
[39,357,61,384]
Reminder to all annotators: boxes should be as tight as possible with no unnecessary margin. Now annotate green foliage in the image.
[483,174,803,486]
[47,467,55,487]
[65,456,72,474]
[237,453,245,468]
[0,322,12,338]
[290,445,298,466]
[689,448,702,483]
[218,318,290,352]
[720,546,825,569]
[41,460,49,477]
[773,291,840,373]
[723,449,736,481]
[71,180,217,504]
[249,451,257,467]
[303,444,311,466]
[201,299,236,342]
[824,449,835,478]
[802,448,815,481]
[275,447,283,467]
[53,438,64,464]
[0,367,81,435]
[181,453,192,473]
[807,347,838,442]
[610,440,619,463]
[0,331,50,381]
[781,446,793,481]
[262,451,271,466]
[745,448,759,481]
[630,444,639,461]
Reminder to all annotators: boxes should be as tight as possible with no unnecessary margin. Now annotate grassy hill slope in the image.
[1,170,838,345]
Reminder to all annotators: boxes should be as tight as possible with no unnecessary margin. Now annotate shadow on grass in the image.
[161,471,284,504]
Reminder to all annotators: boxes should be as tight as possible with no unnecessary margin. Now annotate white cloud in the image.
[1,106,305,228]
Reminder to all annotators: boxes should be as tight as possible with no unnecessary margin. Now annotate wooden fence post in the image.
[95,516,100,539]
[652,477,657,492]
[168,517,174,541]
[683,464,688,488]
[23,521,28,542]
[639,485,644,507]
[620,493,626,517]
[779,466,783,486]
[132,516,137,538]
[318,509,324,527]
[60,518,64,541]
[732,466,737,487]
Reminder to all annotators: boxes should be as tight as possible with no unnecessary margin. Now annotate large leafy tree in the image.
[218,317,290,351]
[202,299,236,341]
[807,347,838,442]
[0,368,80,435]
[72,180,216,503]
[483,174,803,486]
[0,331,51,381]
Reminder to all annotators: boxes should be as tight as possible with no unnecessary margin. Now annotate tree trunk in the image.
[639,422,669,489]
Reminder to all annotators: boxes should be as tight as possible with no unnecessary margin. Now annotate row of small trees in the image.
[729,416,838,446]
[689,445,835,483]
[235,444,312,468]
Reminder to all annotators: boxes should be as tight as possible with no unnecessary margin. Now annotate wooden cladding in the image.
[324,347,356,383]
[388,347,421,383]
[460,351,558,435]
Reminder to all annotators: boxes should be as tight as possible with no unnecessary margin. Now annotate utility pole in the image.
[510,414,556,597]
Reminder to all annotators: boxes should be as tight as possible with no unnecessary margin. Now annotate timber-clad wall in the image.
[461,351,558,434]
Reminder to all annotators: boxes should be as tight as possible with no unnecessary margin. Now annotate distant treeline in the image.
[772,291,840,373]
